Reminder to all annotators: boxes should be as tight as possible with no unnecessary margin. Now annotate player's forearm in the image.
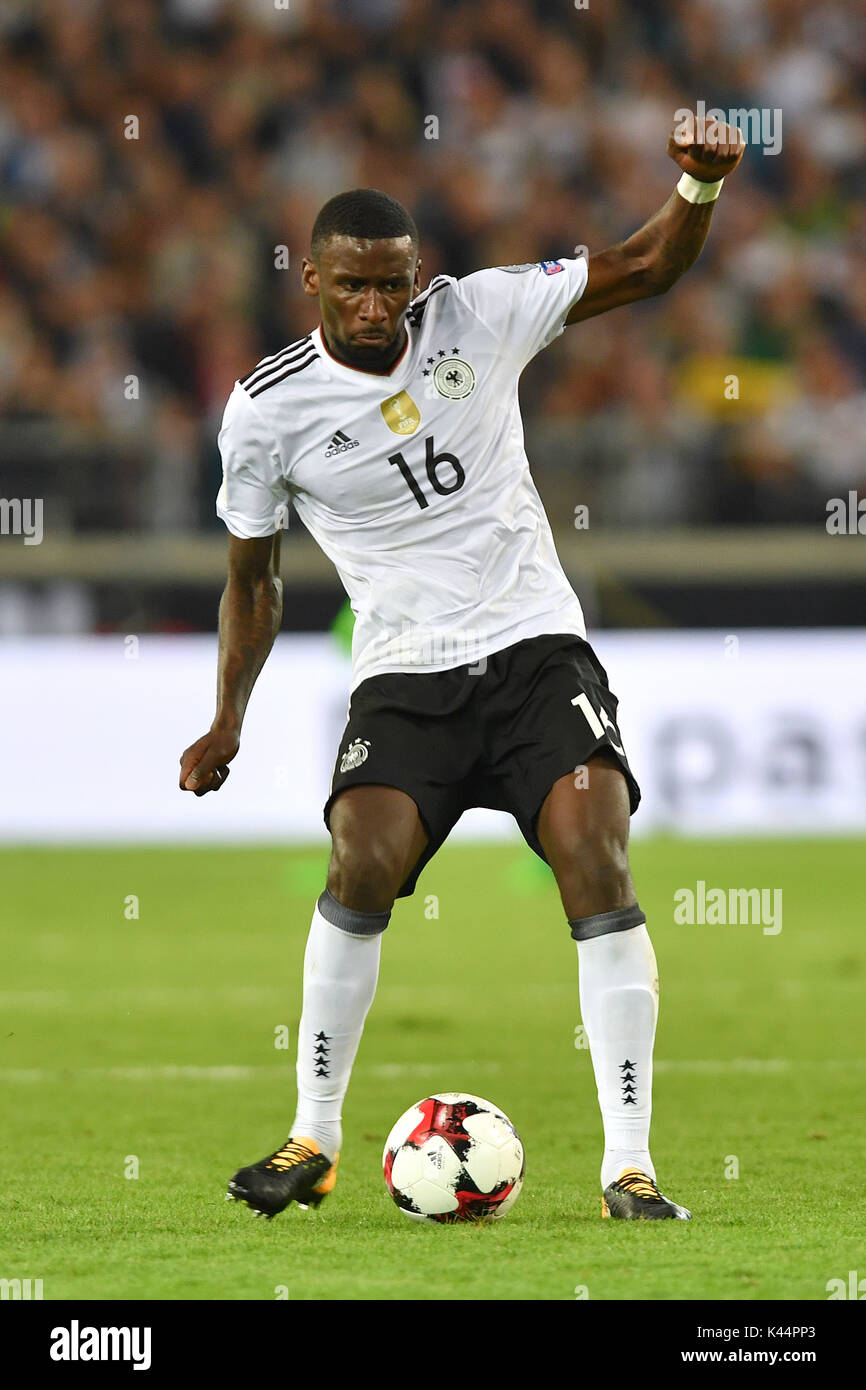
[212,574,283,734]
[624,190,716,297]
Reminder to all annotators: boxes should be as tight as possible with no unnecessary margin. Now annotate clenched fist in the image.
[668,113,745,182]
[179,726,240,796]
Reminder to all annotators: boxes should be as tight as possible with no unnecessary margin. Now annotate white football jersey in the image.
[216,256,589,692]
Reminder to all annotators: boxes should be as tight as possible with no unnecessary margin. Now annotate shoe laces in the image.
[266,1138,319,1172]
[615,1169,662,1201]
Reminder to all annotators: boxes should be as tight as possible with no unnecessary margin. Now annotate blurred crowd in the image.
[1,0,865,537]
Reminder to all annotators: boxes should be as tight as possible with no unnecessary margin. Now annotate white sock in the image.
[290,895,385,1163]
[575,923,659,1190]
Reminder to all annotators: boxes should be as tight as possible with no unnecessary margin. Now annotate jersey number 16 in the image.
[388,435,466,509]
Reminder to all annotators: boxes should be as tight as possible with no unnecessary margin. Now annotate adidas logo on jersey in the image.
[325,430,360,457]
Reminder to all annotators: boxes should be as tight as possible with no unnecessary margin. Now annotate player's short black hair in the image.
[311,188,419,259]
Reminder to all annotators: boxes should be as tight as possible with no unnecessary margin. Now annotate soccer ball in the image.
[382,1092,525,1223]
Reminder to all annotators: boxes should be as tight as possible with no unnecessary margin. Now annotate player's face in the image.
[303,236,421,370]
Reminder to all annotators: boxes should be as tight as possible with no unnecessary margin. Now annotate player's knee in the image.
[553,829,634,919]
[326,835,402,913]
[580,852,632,913]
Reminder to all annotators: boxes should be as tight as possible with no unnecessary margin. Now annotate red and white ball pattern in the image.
[383,1092,525,1223]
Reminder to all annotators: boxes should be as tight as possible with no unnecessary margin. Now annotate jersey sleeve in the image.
[215,382,288,539]
[454,257,588,371]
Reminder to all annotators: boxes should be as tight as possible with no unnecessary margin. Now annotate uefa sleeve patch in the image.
[539,260,564,275]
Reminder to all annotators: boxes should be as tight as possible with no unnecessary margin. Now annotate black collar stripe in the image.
[407,279,449,326]
[247,350,318,398]
[241,336,314,389]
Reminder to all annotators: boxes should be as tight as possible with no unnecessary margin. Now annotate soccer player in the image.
[180,118,744,1221]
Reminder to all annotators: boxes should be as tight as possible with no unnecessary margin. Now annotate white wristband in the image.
[676,171,724,204]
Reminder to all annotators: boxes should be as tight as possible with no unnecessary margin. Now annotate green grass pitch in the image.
[2,837,864,1301]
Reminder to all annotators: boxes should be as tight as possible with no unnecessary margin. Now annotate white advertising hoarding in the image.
[1,631,864,842]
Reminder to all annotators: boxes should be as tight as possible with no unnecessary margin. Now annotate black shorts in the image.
[323,632,641,899]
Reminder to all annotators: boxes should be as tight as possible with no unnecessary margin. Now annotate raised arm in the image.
[179,530,283,795]
[566,118,745,325]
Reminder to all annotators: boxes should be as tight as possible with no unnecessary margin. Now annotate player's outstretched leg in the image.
[226,890,381,1217]
[536,754,691,1221]
[227,785,428,1219]
[575,914,690,1222]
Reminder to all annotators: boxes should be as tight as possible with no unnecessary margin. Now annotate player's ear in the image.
[413,257,422,295]
[301,257,319,298]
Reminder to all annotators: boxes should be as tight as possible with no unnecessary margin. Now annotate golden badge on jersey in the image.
[380,390,421,435]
